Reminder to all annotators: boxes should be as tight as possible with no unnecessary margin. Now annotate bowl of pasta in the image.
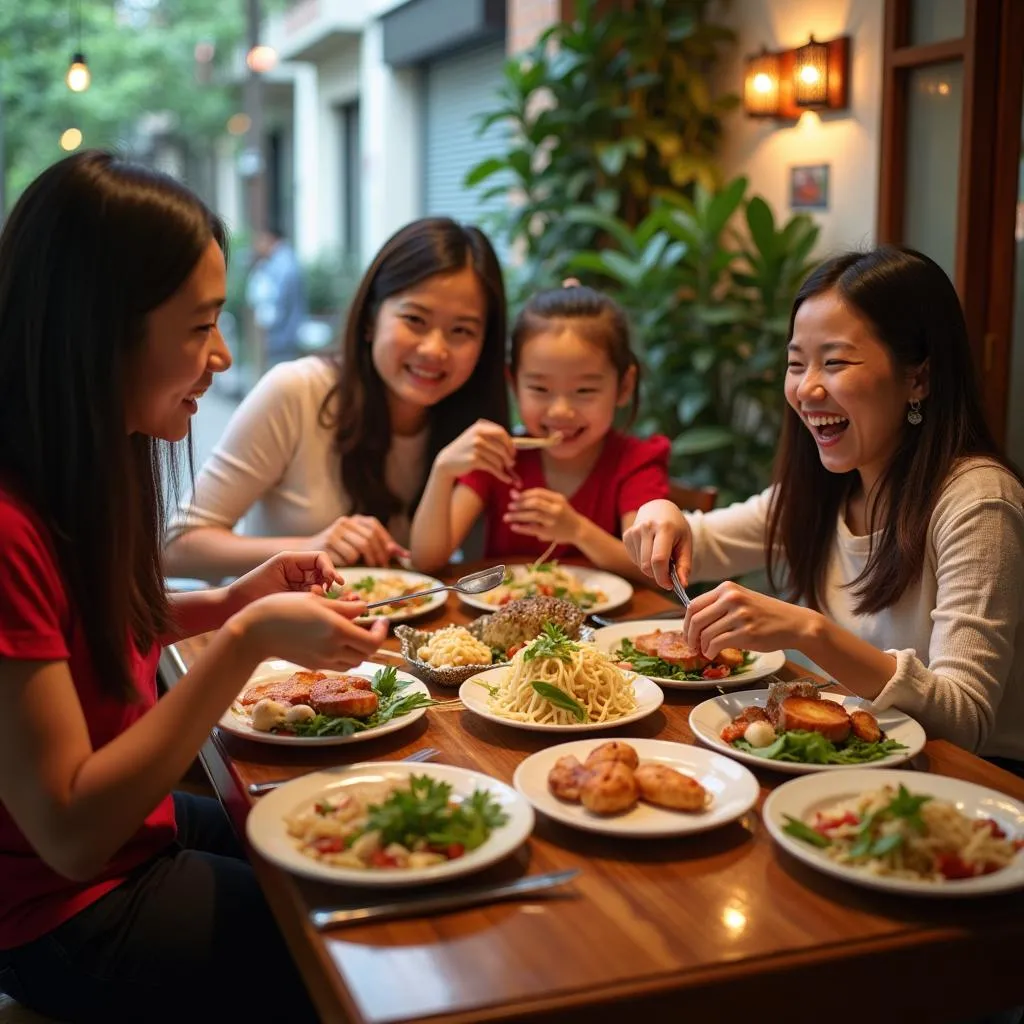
[763,769,1024,896]
[458,624,663,732]
[395,596,593,688]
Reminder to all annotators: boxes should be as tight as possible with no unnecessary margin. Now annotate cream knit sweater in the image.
[686,459,1024,758]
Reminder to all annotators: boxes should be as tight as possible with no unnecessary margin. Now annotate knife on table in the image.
[309,868,580,930]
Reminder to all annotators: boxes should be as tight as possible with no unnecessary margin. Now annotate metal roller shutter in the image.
[423,42,510,237]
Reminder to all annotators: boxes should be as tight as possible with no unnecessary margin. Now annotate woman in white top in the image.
[164,218,510,580]
[625,246,1024,766]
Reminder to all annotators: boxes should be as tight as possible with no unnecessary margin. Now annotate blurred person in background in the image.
[246,226,307,368]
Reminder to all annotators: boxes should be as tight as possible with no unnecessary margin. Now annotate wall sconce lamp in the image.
[743,35,850,120]
[743,47,781,118]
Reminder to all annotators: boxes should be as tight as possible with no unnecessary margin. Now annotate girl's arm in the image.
[164,587,234,641]
[163,363,314,581]
[573,511,650,583]
[410,474,485,573]
[0,594,386,882]
[409,421,515,573]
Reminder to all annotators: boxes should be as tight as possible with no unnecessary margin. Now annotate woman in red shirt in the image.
[0,151,387,1022]
[410,285,669,576]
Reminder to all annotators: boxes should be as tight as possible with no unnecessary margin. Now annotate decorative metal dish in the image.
[395,616,594,689]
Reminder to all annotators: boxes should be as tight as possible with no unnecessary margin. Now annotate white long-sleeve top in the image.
[166,357,428,546]
[686,459,1024,758]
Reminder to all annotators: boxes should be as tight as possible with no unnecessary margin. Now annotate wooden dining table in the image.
[163,570,1024,1024]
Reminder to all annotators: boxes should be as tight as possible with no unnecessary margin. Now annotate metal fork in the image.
[247,746,441,796]
[668,563,691,611]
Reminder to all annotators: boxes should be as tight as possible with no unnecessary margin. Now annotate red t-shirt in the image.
[0,487,176,950]
[459,432,670,560]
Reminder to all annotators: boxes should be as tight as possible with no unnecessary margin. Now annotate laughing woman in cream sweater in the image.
[625,246,1024,770]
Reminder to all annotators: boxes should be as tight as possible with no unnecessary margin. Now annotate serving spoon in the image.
[358,564,506,610]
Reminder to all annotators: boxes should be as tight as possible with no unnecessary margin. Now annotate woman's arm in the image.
[163,587,234,642]
[864,495,1024,752]
[0,594,387,882]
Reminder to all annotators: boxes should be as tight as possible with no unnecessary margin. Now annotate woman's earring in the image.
[907,399,923,426]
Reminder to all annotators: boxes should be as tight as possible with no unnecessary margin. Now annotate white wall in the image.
[713,0,884,256]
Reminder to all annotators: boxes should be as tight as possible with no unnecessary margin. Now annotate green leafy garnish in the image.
[360,775,509,852]
[782,815,832,848]
[614,639,754,682]
[531,681,587,721]
[285,666,438,738]
[532,562,555,573]
[475,679,501,698]
[733,730,907,765]
[523,623,578,663]
[351,576,376,593]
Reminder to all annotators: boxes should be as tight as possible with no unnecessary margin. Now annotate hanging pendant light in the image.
[65,0,90,92]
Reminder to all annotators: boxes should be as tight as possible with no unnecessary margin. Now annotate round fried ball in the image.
[580,761,638,815]
[584,740,640,771]
[633,763,708,812]
[547,755,591,802]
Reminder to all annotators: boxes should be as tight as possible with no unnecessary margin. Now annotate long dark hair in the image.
[510,285,641,426]
[766,245,1019,613]
[323,218,509,521]
[0,150,226,702]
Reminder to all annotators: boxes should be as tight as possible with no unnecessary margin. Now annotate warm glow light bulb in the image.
[752,72,773,94]
[66,53,91,92]
[60,128,83,151]
[246,45,278,73]
[799,64,821,86]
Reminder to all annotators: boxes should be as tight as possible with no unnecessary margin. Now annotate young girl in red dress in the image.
[0,151,387,1022]
[410,285,669,579]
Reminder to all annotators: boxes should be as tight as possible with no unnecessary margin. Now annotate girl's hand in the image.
[234,592,389,671]
[227,550,342,612]
[435,419,519,485]
[622,499,693,590]
[503,488,580,544]
[683,582,814,660]
[308,515,409,567]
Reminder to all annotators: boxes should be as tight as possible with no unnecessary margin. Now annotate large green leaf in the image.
[746,197,778,262]
[672,427,736,456]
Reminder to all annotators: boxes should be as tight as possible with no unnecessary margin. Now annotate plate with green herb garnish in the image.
[763,770,1024,896]
[328,567,448,622]
[458,562,632,615]
[591,619,785,689]
[246,762,534,886]
[220,660,436,747]
[458,624,663,732]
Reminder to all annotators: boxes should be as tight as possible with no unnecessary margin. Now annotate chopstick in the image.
[530,540,558,570]
[512,432,563,450]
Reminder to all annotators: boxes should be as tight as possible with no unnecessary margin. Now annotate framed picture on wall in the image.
[789,164,830,210]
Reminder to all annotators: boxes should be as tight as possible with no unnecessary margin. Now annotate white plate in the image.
[689,689,926,773]
[334,566,448,623]
[763,769,1024,897]
[513,738,760,837]
[459,666,663,733]
[458,564,633,616]
[218,659,431,747]
[589,619,786,690]
[245,761,534,887]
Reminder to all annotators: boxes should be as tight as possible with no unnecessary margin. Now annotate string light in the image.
[65,0,90,92]
[60,128,83,151]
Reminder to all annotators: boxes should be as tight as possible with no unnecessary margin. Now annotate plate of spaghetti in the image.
[458,562,632,615]
[763,769,1024,896]
[458,624,663,732]
[329,567,447,622]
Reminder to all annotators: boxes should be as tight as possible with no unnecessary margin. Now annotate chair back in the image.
[668,479,718,514]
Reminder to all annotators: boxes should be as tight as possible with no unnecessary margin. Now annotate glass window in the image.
[903,62,964,279]
[909,0,965,46]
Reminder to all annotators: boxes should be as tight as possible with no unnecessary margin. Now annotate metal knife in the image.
[309,868,580,930]
[668,563,691,611]
[589,608,684,628]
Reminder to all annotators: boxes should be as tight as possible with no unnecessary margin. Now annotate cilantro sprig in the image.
[523,623,578,664]
[286,666,438,738]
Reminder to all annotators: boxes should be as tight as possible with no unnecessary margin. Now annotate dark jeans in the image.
[0,792,317,1023]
